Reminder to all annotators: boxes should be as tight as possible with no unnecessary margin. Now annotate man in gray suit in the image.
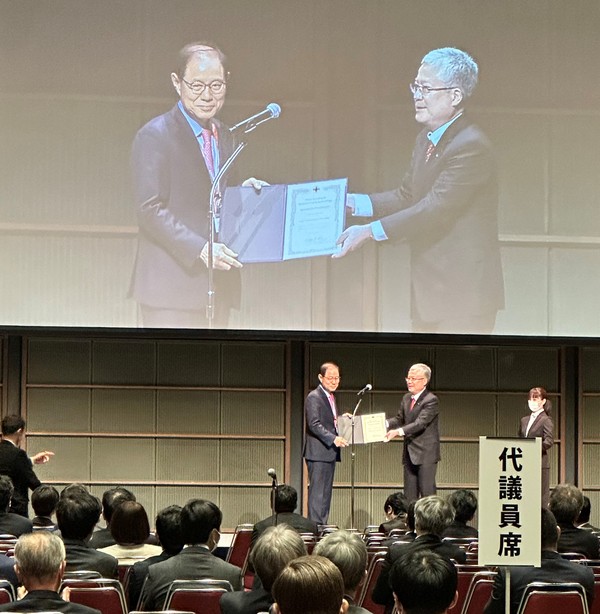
[141,499,242,610]
[385,363,439,502]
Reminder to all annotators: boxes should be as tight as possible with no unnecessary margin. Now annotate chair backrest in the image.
[164,579,234,614]
[0,580,15,604]
[461,571,497,614]
[67,586,128,614]
[516,581,589,614]
[448,566,493,614]
[356,551,387,614]
[590,577,600,614]
[225,524,253,569]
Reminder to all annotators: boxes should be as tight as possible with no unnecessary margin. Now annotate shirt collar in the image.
[178,100,210,136]
[412,389,426,402]
[427,112,463,146]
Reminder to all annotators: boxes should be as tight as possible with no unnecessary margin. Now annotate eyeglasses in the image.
[409,82,457,97]
[323,376,341,382]
[405,376,425,382]
[182,78,227,96]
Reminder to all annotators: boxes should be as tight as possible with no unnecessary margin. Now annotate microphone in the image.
[230,103,282,134]
[267,468,277,481]
[357,384,373,396]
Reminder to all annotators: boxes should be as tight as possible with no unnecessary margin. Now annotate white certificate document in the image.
[338,413,387,444]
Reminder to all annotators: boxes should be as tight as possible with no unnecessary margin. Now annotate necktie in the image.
[425,142,435,162]
[328,393,338,432]
[410,396,416,411]
[201,128,215,178]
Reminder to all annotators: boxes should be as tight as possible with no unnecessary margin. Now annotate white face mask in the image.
[528,400,542,412]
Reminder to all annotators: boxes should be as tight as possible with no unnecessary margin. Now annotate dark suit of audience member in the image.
[0,476,32,537]
[0,439,39,517]
[0,554,18,592]
[441,520,478,539]
[0,590,100,614]
[484,508,594,614]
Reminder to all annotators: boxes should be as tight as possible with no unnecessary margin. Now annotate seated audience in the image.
[98,500,161,563]
[314,530,370,614]
[484,508,594,614]
[577,496,600,532]
[0,551,18,592]
[56,490,118,578]
[129,504,184,609]
[31,484,59,530]
[379,491,409,535]
[252,485,317,544]
[442,489,478,539]
[221,524,307,614]
[141,498,242,610]
[0,476,32,537]
[89,487,136,548]
[390,549,458,614]
[272,555,349,614]
[373,495,466,609]
[549,483,599,559]
[0,531,100,613]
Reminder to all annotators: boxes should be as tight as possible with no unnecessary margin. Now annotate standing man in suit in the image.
[385,363,439,502]
[130,42,265,328]
[335,47,504,335]
[303,362,348,525]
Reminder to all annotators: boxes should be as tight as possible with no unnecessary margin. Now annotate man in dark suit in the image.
[56,490,118,578]
[373,495,466,610]
[253,485,317,545]
[141,499,242,610]
[89,486,136,548]
[130,42,266,329]
[335,47,504,336]
[0,531,100,614]
[0,476,32,537]
[303,362,348,525]
[442,489,478,539]
[0,415,53,517]
[379,491,409,535]
[31,484,59,530]
[484,508,595,614]
[385,363,440,502]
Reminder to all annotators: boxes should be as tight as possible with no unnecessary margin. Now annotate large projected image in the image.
[1,1,599,336]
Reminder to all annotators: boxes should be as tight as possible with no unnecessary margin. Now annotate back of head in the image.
[155,505,184,555]
[578,496,592,524]
[56,491,102,540]
[250,524,307,591]
[447,490,477,523]
[110,500,150,545]
[1,414,25,436]
[549,483,583,525]
[180,498,221,544]
[59,483,89,499]
[406,501,416,531]
[272,554,345,614]
[314,530,367,592]
[102,487,136,524]
[541,508,559,550]
[14,531,65,587]
[384,492,409,516]
[414,496,453,536]
[391,550,457,614]
[275,484,298,513]
[0,476,14,512]
[31,484,60,518]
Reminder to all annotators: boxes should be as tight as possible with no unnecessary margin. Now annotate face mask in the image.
[528,400,542,412]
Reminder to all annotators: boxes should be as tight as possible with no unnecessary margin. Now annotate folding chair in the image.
[67,585,128,614]
[226,524,254,588]
[356,551,387,614]
[460,570,497,614]
[516,581,589,614]
[163,579,234,614]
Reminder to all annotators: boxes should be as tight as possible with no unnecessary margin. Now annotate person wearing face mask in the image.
[519,387,553,508]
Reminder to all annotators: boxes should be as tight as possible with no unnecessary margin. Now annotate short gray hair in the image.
[314,530,367,592]
[414,496,453,536]
[421,47,478,98]
[14,531,65,581]
[410,363,432,382]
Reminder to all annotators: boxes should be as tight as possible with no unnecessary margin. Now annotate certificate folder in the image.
[220,178,347,263]
[338,413,387,445]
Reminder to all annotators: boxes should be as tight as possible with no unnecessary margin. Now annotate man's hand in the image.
[333,224,372,258]
[200,242,243,270]
[383,430,401,442]
[334,436,349,448]
[31,450,54,464]
[242,177,270,191]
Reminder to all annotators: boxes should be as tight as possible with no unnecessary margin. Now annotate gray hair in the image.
[314,530,367,592]
[421,47,478,98]
[414,496,453,536]
[410,363,432,382]
[14,531,65,580]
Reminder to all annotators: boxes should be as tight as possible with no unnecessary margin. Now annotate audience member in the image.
[314,530,370,614]
[549,483,599,559]
[577,496,600,532]
[141,498,242,609]
[390,549,458,614]
[272,555,349,614]
[56,490,118,578]
[129,504,184,609]
[0,476,32,537]
[252,485,317,545]
[442,489,478,538]
[378,492,409,535]
[0,531,100,614]
[89,487,136,548]
[98,500,161,564]
[484,508,594,614]
[373,495,466,608]
[31,484,59,530]
[59,484,89,499]
[221,524,307,614]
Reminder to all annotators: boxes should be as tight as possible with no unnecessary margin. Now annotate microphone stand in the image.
[270,474,278,519]
[350,394,365,530]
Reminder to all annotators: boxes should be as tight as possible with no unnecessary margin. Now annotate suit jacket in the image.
[220,584,273,614]
[88,527,113,549]
[441,520,478,539]
[143,545,243,610]
[129,551,173,610]
[557,523,600,559]
[0,589,101,614]
[303,386,340,463]
[369,114,504,325]
[0,553,18,590]
[372,533,466,607]
[484,550,595,614]
[252,512,318,544]
[62,538,118,578]
[519,411,553,468]
[0,439,41,516]
[0,512,32,537]
[130,104,239,311]
[388,390,440,465]
[378,515,408,535]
